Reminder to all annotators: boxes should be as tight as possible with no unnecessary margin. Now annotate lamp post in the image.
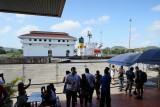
[129,19,132,53]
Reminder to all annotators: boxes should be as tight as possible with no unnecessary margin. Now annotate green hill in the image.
[111,46,127,50]
[143,46,159,51]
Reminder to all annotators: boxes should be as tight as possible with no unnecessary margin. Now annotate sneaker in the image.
[119,89,122,92]
[124,92,127,95]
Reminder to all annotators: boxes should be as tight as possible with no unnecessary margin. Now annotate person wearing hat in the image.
[94,70,102,100]
[118,67,124,91]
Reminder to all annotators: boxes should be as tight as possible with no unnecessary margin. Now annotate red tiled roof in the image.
[20,31,76,39]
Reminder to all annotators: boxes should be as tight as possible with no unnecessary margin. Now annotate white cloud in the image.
[148,33,159,39]
[83,15,110,25]
[148,21,160,31]
[6,17,12,21]
[84,19,96,24]
[15,14,27,18]
[131,27,136,32]
[131,34,141,41]
[98,15,110,22]
[80,27,92,36]
[151,5,160,11]
[51,20,81,31]
[17,20,24,23]
[140,41,150,47]
[0,26,11,34]
[16,25,39,36]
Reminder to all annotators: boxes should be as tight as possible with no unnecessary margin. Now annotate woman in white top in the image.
[110,65,115,85]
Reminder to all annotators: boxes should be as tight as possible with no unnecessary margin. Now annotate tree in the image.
[0,46,6,54]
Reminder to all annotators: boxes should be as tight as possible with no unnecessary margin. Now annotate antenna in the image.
[88,31,92,42]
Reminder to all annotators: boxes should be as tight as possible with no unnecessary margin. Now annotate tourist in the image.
[85,68,95,104]
[0,73,6,105]
[80,74,89,106]
[17,79,31,106]
[0,73,5,85]
[75,71,81,104]
[63,71,70,94]
[110,65,115,85]
[94,70,102,100]
[42,84,56,107]
[124,67,135,96]
[65,67,80,107]
[0,84,8,106]
[118,67,124,91]
[100,67,111,107]
[135,66,144,99]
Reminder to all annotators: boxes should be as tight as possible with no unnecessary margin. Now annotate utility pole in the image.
[129,19,132,53]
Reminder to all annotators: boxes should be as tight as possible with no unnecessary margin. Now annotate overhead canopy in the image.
[137,49,160,65]
[0,0,66,17]
[108,53,142,66]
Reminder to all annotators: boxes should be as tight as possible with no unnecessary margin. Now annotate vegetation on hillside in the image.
[0,46,23,57]
[101,46,159,55]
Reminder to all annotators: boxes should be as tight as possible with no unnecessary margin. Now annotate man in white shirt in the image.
[65,67,80,107]
[85,68,95,104]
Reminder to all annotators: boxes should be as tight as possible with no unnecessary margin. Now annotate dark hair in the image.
[135,66,139,70]
[130,67,134,71]
[85,68,89,73]
[49,83,56,93]
[121,66,123,69]
[71,67,76,71]
[96,70,100,74]
[66,71,70,75]
[105,67,110,71]
[18,82,24,91]
[104,67,110,75]
[112,65,115,67]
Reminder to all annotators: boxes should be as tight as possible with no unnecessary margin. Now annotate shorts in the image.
[136,83,143,89]
[126,80,133,90]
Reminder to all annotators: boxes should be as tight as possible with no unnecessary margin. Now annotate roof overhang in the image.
[0,0,66,17]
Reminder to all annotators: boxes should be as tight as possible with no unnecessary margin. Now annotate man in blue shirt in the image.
[100,67,111,107]
[124,67,135,96]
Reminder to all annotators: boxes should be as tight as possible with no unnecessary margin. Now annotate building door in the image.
[48,50,52,57]
[66,50,70,57]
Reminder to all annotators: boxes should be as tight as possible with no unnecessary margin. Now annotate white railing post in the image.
[22,64,25,83]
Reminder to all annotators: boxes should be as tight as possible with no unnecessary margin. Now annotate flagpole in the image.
[129,19,132,53]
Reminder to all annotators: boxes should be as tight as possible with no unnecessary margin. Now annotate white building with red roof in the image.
[18,31,77,57]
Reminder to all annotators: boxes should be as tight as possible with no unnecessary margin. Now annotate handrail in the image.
[4,82,63,87]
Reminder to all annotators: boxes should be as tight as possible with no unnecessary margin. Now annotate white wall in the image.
[23,44,75,57]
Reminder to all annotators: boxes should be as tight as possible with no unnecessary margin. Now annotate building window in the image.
[29,39,31,41]
[67,40,69,42]
[39,39,41,41]
[49,44,51,46]
[63,40,65,42]
[49,39,51,42]
[44,39,46,42]
[34,39,37,41]
[67,45,69,46]
[29,44,32,45]
[58,40,60,42]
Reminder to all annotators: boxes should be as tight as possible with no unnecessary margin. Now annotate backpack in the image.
[138,70,147,83]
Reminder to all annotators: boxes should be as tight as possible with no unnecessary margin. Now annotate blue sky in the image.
[0,0,160,49]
